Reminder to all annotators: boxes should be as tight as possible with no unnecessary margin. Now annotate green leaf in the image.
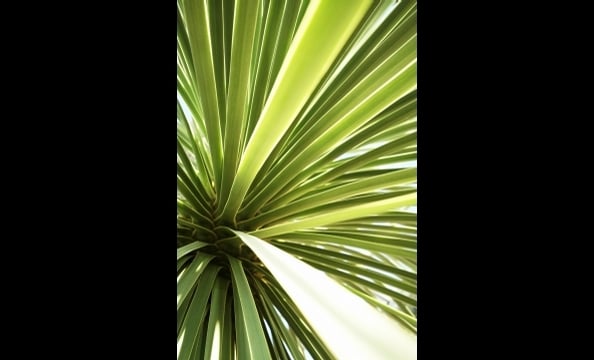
[254,276,334,359]
[220,293,235,360]
[204,277,230,360]
[263,130,416,212]
[178,0,418,356]
[228,256,272,360]
[178,264,221,360]
[344,282,417,330]
[275,232,416,259]
[243,51,416,217]
[253,285,298,360]
[245,168,416,228]
[252,192,416,238]
[177,240,211,260]
[181,0,224,190]
[218,0,262,214]
[177,252,214,310]
[275,241,416,289]
[222,0,374,221]
[232,230,416,360]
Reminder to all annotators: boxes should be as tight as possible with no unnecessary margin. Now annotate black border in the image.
[418,0,502,356]
[6,3,173,357]
[417,1,545,356]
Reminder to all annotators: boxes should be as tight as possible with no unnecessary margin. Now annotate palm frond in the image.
[178,0,417,358]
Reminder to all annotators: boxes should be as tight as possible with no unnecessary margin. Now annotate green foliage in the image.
[178,0,417,358]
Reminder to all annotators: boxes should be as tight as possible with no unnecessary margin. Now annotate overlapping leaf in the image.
[178,0,417,358]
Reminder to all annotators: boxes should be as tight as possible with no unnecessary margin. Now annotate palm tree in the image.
[177,0,417,358]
